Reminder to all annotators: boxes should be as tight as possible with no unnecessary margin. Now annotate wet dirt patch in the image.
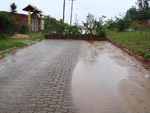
[72,41,150,113]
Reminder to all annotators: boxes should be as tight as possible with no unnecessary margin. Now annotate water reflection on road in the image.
[72,41,150,113]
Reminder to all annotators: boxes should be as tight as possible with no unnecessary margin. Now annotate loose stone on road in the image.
[0,40,150,113]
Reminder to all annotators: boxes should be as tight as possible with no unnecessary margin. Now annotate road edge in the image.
[106,37,150,70]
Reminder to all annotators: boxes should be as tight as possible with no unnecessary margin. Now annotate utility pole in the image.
[75,14,78,25]
[63,0,65,22]
[70,0,75,26]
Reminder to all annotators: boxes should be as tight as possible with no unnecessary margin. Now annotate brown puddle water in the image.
[72,41,150,113]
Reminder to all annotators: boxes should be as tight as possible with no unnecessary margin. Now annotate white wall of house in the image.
[41,19,45,30]
[30,18,36,32]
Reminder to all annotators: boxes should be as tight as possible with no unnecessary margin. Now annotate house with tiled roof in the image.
[23,4,45,32]
[3,4,45,32]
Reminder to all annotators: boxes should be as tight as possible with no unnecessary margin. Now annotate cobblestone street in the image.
[0,40,81,113]
[0,40,150,113]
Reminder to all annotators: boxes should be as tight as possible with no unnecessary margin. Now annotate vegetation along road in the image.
[0,39,150,113]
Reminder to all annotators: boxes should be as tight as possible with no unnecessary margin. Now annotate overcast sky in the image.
[0,0,136,24]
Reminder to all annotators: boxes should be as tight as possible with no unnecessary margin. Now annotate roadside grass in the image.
[107,31,150,58]
[26,32,44,41]
[0,39,27,51]
[0,32,44,52]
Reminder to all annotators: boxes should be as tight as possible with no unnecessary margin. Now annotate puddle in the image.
[72,41,150,113]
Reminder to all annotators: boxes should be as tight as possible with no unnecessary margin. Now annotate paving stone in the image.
[34,111,47,113]
[42,107,55,112]
[0,40,81,113]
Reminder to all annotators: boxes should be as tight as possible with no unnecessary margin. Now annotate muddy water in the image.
[72,41,150,113]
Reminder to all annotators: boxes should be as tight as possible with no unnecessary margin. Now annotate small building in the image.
[132,20,150,26]
[3,4,45,32]
[23,4,45,32]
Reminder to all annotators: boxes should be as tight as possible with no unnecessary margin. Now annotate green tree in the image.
[10,2,17,14]
[105,19,116,30]
[116,16,131,32]
[124,16,132,29]
[0,12,13,33]
[56,19,67,34]
[136,0,150,20]
[126,7,139,20]
[93,16,106,37]
[44,16,58,34]
[139,9,150,20]
[116,17,126,32]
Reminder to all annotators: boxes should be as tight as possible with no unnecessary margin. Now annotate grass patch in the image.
[0,39,27,51]
[0,32,44,52]
[26,32,44,41]
[107,31,150,58]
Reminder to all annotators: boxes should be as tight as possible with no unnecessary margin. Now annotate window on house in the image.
[30,18,36,32]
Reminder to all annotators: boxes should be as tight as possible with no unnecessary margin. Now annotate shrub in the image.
[115,16,131,32]
[124,17,132,29]
[77,25,83,34]
[0,34,9,39]
[116,19,126,32]
[20,22,28,34]
[0,12,13,34]
[43,16,57,34]
[94,17,106,37]
[105,19,116,30]
[43,16,69,35]
[56,19,68,35]
[132,23,140,31]
[96,28,106,37]
[65,25,81,36]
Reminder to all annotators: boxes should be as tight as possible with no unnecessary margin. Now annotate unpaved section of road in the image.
[0,40,81,113]
[72,41,150,113]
